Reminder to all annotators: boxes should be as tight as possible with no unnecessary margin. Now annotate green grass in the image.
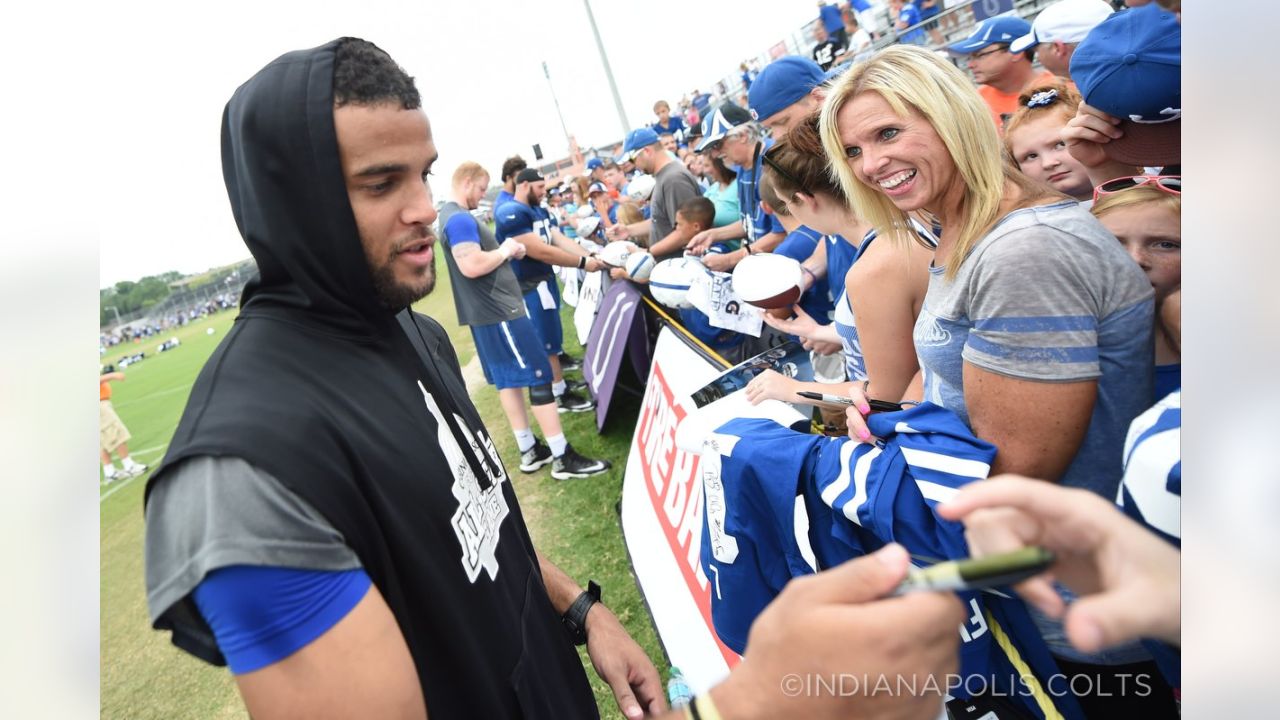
[100,266,662,719]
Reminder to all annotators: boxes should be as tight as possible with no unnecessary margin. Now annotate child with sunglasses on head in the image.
[1092,176,1182,401]
[1004,82,1136,204]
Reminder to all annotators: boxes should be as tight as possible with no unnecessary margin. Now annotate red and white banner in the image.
[620,327,804,693]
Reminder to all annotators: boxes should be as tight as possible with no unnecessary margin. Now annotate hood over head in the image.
[221,38,391,335]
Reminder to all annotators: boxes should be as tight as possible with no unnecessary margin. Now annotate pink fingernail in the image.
[859,403,870,414]
[857,428,870,440]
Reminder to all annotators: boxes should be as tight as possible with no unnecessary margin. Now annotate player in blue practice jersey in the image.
[494,169,605,414]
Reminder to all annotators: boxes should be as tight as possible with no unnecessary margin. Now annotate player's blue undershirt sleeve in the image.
[444,212,482,246]
[192,565,372,674]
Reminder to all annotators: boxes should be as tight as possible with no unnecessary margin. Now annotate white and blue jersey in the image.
[1119,390,1180,547]
[1118,390,1181,688]
[700,407,1084,719]
[831,224,935,382]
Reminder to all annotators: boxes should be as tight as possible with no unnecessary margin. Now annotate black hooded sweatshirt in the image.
[144,39,597,718]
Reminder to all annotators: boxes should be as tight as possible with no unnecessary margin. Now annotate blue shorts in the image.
[471,317,554,390]
[522,280,563,356]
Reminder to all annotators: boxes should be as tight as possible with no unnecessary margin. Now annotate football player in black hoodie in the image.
[142,36,965,720]
[143,37,660,720]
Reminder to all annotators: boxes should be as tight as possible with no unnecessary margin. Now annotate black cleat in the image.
[519,440,554,472]
[556,388,596,413]
[551,445,611,480]
[558,352,582,372]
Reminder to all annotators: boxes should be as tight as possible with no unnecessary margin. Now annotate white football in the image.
[576,216,601,239]
[731,252,804,309]
[598,240,639,268]
[626,174,656,201]
[624,251,655,282]
[575,205,596,219]
[649,257,706,309]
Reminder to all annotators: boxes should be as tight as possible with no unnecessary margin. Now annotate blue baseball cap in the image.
[947,15,1033,54]
[748,56,825,123]
[585,157,603,171]
[1070,3,1180,165]
[619,127,660,162]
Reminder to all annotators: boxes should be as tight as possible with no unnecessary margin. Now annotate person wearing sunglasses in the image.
[1005,81,1138,204]
[687,103,786,271]
[820,46,1168,713]
[1092,176,1182,401]
[947,15,1056,131]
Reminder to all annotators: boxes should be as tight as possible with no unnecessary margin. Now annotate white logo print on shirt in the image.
[418,381,510,583]
[915,309,952,347]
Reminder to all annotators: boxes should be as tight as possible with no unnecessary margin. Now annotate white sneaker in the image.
[122,463,148,478]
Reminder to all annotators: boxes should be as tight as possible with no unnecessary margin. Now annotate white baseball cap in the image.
[1010,0,1114,53]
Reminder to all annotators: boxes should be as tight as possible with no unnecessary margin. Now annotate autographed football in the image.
[598,240,639,268]
[731,252,804,309]
[624,251,655,282]
[649,257,705,309]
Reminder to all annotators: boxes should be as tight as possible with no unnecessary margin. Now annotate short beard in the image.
[367,249,435,310]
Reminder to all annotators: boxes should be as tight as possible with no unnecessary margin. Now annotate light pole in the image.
[581,0,630,135]
[541,61,573,156]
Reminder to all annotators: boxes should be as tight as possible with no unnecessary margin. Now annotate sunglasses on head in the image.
[1092,175,1181,201]
[761,145,809,196]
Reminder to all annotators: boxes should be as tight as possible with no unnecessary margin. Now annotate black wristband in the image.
[688,696,705,720]
[562,580,601,646]
[578,256,587,270]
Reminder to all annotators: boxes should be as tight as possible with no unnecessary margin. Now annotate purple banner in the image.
[585,280,645,431]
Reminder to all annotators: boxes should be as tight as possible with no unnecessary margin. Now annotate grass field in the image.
[100,266,662,719]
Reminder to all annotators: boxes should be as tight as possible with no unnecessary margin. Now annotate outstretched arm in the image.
[940,475,1181,652]
[537,552,666,720]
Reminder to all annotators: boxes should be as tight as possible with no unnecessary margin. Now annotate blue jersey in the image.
[678,307,745,352]
[494,189,515,209]
[1154,362,1180,403]
[825,233,856,291]
[773,225,833,323]
[701,407,1084,719]
[898,2,926,44]
[736,141,785,243]
[494,200,555,289]
[651,116,688,146]
[819,3,844,33]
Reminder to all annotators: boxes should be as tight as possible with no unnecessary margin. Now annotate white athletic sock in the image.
[103,462,117,476]
[552,380,567,397]
[547,434,568,458]
[513,428,536,453]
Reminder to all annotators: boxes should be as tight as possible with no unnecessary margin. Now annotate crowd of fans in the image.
[99,292,238,353]
[482,0,1181,715]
